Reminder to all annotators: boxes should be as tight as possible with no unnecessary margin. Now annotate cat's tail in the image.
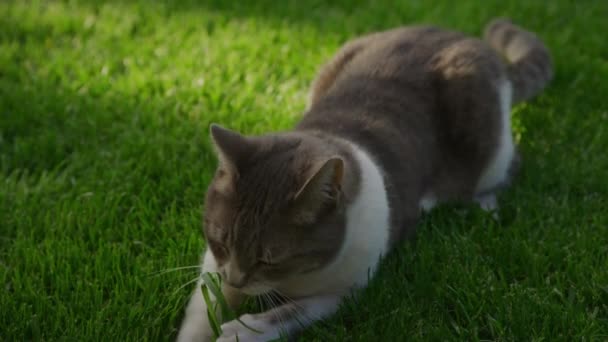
[484,18,553,104]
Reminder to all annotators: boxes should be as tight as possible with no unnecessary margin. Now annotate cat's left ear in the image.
[291,157,344,223]
[209,123,254,173]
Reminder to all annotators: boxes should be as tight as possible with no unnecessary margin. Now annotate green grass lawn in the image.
[1,0,607,340]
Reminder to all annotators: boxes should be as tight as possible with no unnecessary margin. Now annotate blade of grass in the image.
[235,317,264,334]
[201,283,222,338]
[201,272,264,336]
[201,272,235,322]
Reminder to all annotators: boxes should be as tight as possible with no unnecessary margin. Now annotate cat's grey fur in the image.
[178,18,552,342]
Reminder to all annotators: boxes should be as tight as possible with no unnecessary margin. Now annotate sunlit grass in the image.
[1,0,607,340]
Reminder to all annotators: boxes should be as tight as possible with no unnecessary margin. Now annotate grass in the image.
[1,0,607,340]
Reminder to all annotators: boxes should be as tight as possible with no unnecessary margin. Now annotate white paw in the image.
[216,314,280,342]
[475,193,499,219]
[177,320,213,342]
[177,314,214,342]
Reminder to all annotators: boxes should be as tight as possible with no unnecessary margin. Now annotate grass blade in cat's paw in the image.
[201,272,235,322]
[201,282,222,338]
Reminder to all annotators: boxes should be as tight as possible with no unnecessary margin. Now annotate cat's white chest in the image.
[279,144,391,297]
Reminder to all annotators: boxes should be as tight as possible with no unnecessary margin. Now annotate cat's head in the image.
[203,124,348,295]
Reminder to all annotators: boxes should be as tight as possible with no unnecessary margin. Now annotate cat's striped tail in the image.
[484,18,553,104]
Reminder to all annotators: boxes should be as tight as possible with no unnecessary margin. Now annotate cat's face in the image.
[202,125,346,295]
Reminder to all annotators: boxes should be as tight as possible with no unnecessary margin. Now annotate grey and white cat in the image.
[177,19,552,341]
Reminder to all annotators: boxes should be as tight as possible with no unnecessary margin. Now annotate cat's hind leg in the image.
[419,192,438,212]
[474,192,498,211]
[473,79,518,211]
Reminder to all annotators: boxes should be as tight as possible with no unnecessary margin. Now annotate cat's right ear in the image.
[290,157,344,224]
[209,123,253,174]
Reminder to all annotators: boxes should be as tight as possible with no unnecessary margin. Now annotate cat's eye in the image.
[209,241,229,258]
[257,259,275,267]
[258,248,277,267]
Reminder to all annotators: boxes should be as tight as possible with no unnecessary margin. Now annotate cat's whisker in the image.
[256,284,306,324]
[148,265,201,277]
[256,295,265,312]
[271,291,328,335]
[172,276,200,297]
[270,290,326,327]
[263,292,289,335]
[263,292,281,320]
[266,291,307,332]
[260,293,276,323]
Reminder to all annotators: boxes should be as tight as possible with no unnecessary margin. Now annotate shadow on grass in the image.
[0,71,211,340]
[66,0,595,36]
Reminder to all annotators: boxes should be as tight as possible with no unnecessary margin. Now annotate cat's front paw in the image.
[216,314,280,342]
[177,313,215,342]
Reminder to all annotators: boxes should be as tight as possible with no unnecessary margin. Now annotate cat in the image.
[177,18,552,342]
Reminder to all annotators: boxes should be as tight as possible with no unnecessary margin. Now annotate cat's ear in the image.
[209,123,253,173]
[291,157,344,223]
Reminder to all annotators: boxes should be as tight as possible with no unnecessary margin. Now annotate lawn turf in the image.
[1,0,607,340]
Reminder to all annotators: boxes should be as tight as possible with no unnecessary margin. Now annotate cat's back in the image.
[330,26,473,89]
[298,24,507,242]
